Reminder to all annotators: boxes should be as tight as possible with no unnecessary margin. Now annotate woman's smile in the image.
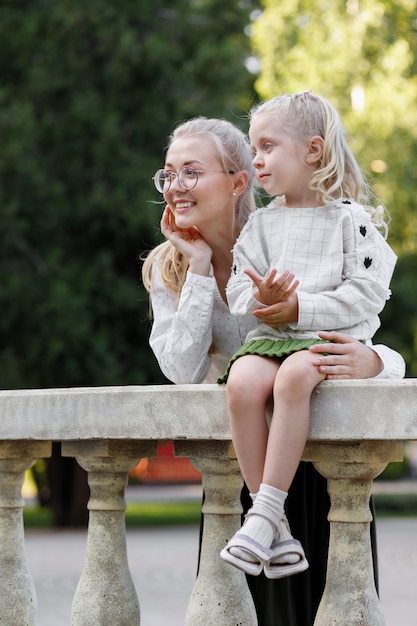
[174,200,195,211]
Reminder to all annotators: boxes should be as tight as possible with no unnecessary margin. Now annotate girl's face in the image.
[249,113,319,208]
[162,136,236,233]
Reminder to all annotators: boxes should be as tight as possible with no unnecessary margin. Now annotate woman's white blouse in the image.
[147,267,405,384]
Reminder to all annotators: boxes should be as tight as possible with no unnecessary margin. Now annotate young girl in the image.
[219,92,398,580]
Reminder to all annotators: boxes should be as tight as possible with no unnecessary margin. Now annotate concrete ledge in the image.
[0,380,415,441]
[0,380,414,625]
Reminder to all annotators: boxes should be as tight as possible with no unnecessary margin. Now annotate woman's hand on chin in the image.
[161,206,212,274]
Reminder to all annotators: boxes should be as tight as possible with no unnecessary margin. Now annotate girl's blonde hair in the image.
[249,91,389,235]
[142,116,256,295]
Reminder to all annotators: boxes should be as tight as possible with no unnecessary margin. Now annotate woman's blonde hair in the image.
[249,91,389,235]
[142,116,256,295]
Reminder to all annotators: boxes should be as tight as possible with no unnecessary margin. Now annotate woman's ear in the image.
[306,135,324,165]
[233,170,249,197]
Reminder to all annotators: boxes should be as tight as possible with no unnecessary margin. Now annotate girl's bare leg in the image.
[222,356,282,568]
[258,350,326,574]
[226,354,280,494]
[221,350,325,577]
[263,350,326,491]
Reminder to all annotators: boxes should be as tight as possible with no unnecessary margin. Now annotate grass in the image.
[23,499,201,529]
[125,500,201,527]
[24,505,54,528]
[373,493,417,517]
[22,492,417,529]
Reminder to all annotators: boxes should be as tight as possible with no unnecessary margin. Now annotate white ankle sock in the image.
[230,484,287,563]
[254,483,287,525]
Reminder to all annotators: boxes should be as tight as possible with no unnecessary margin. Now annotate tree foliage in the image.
[375,253,417,376]
[0,0,256,389]
[251,0,417,253]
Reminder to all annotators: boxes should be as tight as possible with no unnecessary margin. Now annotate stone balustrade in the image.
[0,379,416,625]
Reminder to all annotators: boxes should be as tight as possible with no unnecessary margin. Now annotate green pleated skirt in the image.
[217,337,328,384]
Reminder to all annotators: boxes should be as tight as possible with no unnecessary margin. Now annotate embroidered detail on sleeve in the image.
[233,264,237,274]
[364,257,372,269]
[359,225,367,237]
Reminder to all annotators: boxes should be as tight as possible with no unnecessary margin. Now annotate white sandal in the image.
[264,516,309,579]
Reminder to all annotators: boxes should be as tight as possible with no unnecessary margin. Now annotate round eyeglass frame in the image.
[152,166,234,194]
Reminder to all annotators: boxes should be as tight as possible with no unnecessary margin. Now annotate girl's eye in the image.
[264,143,273,152]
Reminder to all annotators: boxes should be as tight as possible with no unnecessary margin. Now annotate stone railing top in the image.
[0,379,416,442]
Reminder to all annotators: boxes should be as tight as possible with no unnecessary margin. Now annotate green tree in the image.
[375,252,417,377]
[250,0,417,253]
[0,0,258,526]
[0,0,256,390]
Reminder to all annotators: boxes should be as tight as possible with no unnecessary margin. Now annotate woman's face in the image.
[162,136,236,232]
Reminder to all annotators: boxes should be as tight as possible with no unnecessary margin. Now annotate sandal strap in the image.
[244,511,278,536]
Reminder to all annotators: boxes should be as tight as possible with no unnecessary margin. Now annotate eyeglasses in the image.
[152,166,233,193]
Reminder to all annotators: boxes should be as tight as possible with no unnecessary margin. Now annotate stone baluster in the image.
[63,440,156,626]
[0,441,51,625]
[303,440,403,626]
[175,441,257,626]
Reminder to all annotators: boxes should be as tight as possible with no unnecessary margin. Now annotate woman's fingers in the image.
[309,332,383,379]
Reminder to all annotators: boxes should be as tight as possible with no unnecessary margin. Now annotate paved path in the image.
[24,517,417,625]
[22,484,417,625]
[25,526,200,626]
[377,517,417,626]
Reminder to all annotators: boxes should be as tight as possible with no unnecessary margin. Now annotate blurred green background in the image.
[2,0,417,523]
[0,0,258,388]
[0,0,417,389]
[2,0,417,390]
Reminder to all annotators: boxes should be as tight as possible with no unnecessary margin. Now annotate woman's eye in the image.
[183,167,198,177]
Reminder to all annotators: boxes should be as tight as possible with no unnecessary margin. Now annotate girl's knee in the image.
[227,363,250,398]
[227,357,275,405]
[274,352,324,393]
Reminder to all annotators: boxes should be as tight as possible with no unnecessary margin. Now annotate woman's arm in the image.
[251,306,405,380]
[145,206,220,384]
[148,267,216,384]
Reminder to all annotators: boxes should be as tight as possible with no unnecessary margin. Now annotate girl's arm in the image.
[226,217,271,315]
[148,267,216,384]
[294,211,397,335]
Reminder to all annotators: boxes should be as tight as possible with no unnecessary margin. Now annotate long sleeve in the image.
[226,212,271,317]
[370,344,406,379]
[295,205,397,338]
[148,268,216,384]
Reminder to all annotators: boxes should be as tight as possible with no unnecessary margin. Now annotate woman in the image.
[142,116,405,625]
